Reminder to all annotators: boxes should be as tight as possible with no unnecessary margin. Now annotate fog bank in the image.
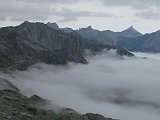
[3,51,160,120]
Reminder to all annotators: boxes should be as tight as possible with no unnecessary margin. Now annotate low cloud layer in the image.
[3,51,160,120]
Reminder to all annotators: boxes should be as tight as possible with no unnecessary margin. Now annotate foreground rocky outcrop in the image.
[0,88,116,120]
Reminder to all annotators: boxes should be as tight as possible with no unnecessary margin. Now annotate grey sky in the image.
[52,8,114,22]
[0,0,160,33]
[100,0,160,8]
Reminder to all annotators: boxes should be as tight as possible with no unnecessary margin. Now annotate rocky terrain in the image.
[0,78,116,120]
[0,21,133,71]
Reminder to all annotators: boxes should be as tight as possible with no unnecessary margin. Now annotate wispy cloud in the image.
[99,0,160,9]
[52,8,113,22]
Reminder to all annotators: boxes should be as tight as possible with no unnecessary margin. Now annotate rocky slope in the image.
[0,78,116,120]
[0,21,134,71]
[117,30,160,52]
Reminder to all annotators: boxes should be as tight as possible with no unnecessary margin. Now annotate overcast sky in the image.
[0,0,160,33]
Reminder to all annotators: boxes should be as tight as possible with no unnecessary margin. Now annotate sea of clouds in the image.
[2,51,160,120]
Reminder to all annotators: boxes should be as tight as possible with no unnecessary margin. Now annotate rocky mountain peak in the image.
[120,26,142,38]
[123,26,137,32]
[127,26,138,32]
[129,26,134,29]
[47,22,59,30]
[86,26,93,30]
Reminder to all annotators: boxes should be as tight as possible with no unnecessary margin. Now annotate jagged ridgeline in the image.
[0,21,134,71]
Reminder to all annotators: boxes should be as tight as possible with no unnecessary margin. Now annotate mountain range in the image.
[47,22,160,53]
[1,21,160,71]
[47,22,142,45]
[77,26,142,45]
[0,21,133,71]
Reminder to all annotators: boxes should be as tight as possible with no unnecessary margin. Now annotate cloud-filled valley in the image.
[2,51,160,120]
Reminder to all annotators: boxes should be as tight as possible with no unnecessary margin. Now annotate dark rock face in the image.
[0,89,116,120]
[0,21,87,71]
[117,30,160,52]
